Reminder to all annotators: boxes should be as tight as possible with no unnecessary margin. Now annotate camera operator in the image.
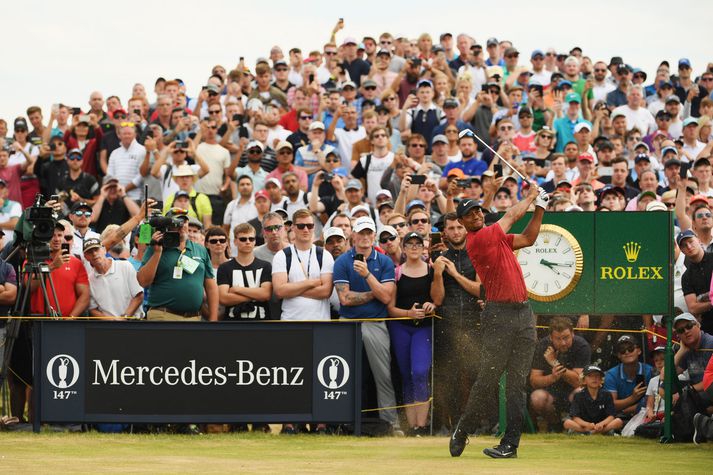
[137,208,218,321]
[29,221,90,317]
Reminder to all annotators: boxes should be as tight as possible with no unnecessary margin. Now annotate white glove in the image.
[535,187,549,209]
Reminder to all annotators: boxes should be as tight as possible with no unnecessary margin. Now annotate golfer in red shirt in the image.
[450,182,547,458]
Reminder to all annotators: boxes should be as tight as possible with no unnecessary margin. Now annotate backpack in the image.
[283,245,324,276]
[671,383,707,442]
[282,192,310,209]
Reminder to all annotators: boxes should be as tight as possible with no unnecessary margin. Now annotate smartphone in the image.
[396,145,405,155]
[133,109,141,115]
[635,374,646,387]
[456,178,471,188]
[309,74,315,83]
[493,164,503,176]
[232,114,244,123]
[429,232,442,245]
[410,174,426,185]
[679,162,689,179]
[50,194,60,202]
[71,107,81,115]
[61,243,70,255]
[239,56,244,62]
[355,254,364,262]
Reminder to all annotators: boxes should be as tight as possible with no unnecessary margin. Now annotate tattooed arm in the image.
[335,282,374,307]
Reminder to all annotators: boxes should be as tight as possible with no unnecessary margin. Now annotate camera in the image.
[456,178,471,187]
[49,142,56,152]
[322,171,334,182]
[148,215,183,248]
[71,107,81,115]
[18,194,59,262]
[175,141,188,150]
[232,114,243,124]
[229,302,256,319]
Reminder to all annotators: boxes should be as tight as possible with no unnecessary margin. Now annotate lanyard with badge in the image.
[173,248,200,279]
[294,245,312,278]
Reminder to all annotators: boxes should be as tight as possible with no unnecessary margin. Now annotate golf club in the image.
[459,129,528,182]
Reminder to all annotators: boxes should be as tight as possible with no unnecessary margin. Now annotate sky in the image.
[3,0,711,124]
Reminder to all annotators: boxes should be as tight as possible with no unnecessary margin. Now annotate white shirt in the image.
[107,139,146,200]
[613,105,657,135]
[458,65,488,97]
[592,82,616,104]
[683,140,706,160]
[334,127,366,170]
[531,69,552,87]
[272,244,334,321]
[194,142,231,196]
[360,151,394,205]
[158,160,202,201]
[8,142,38,167]
[88,259,144,318]
[71,229,101,259]
[223,197,258,255]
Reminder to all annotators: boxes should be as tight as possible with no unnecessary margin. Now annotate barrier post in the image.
[662,314,674,443]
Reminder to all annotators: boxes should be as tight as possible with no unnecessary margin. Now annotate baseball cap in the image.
[350,205,371,218]
[598,185,625,199]
[379,225,398,238]
[275,140,293,151]
[342,37,358,46]
[634,153,651,164]
[432,134,448,145]
[574,122,592,133]
[377,200,394,211]
[345,179,362,191]
[646,201,668,212]
[531,49,544,59]
[443,98,459,109]
[678,58,691,68]
[174,190,190,199]
[308,121,326,131]
[247,140,265,152]
[638,190,657,201]
[205,84,220,94]
[486,37,498,46]
[406,199,426,213]
[341,81,357,90]
[616,334,639,350]
[558,80,573,89]
[689,194,709,208]
[102,175,119,185]
[71,201,92,212]
[456,198,483,218]
[673,313,697,325]
[578,153,594,163]
[565,92,581,103]
[68,148,83,158]
[683,117,699,128]
[447,168,466,179]
[352,216,376,233]
[582,365,605,377]
[417,79,433,88]
[403,231,424,244]
[273,59,288,68]
[362,79,378,89]
[634,142,650,153]
[111,109,128,119]
[323,227,346,242]
[264,177,281,189]
[254,189,269,201]
[518,106,534,117]
[376,48,391,57]
[665,95,681,104]
[188,216,203,229]
[556,180,573,189]
[504,47,519,56]
[652,346,666,354]
[82,238,102,253]
[376,189,392,201]
[13,118,28,130]
[676,229,697,246]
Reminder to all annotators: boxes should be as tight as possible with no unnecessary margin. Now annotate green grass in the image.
[0,431,711,474]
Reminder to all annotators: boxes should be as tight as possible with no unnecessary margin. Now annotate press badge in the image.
[179,255,199,274]
[173,266,183,279]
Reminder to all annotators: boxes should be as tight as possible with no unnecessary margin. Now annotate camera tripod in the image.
[1,244,60,420]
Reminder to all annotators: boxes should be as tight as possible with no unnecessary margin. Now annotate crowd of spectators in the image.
[1,21,713,437]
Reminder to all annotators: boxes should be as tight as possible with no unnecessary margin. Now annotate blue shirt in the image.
[679,331,713,385]
[442,157,488,177]
[333,247,395,319]
[553,116,585,153]
[321,110,345,130]
[603,362,653,411]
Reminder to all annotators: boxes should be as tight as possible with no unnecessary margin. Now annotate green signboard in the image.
[510,211,672,315]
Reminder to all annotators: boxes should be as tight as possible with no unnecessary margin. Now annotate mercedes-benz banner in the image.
[35,321,361,427]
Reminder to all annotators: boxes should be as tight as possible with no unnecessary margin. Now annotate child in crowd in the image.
[564,365,624,435]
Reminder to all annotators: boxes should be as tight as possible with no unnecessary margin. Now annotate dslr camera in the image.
[148,213,184,248]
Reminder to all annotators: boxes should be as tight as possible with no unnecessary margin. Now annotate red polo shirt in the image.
[465,222,528,303]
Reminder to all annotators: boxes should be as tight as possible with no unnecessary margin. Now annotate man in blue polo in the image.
[553,92,585,153]
[333,216,400,433]
[441,130,488,179]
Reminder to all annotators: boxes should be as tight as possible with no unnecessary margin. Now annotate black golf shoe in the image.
[483,443,517,458]
[449,421,469,457]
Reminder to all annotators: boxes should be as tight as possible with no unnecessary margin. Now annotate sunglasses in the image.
[275,67,288,72]
[695,211,712,219]
[380,40,392,45]
[295,223,315,230]
[676,322,696,334]
[208,91,219,97]
[299,116,312,120]
[372,134,387,139]
[208,110,221,114]
[324,51,337,56]
[499,126,514,131]
[546,52,555,57]
[67,155,83,161]
[618,346,636,355]
[404,242,424,249]
[114,114,127,120]
[208,238,227,244]
[392,222,407,228]
[364,86,377,91]
[237,236,256,242]
[384,96,397,102]
[410,218,429,225]
[325,158,340,163]
[248,149,262,154]
[409,143,426,148]
[379,236,397,244]
[264,224,283,233]
[72,210,91,217]
[277,150,292,155]
[207,125,218,130]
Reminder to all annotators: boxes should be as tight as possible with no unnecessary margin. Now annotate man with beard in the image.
[529,317,591,431]
[450,182,546,459]
[431,213,483,433]
[84,238,143,318]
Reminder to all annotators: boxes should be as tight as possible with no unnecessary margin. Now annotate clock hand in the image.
[539,259,561,275]
[540,259,573,268]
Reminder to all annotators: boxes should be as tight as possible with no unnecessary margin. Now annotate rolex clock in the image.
[516,224,584,302]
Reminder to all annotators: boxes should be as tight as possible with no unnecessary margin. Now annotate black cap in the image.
[456,199,483,218]
[583,365,605,376]
[616,334,639,350]
[71,201,92,212]
[175,190,190,199]
[14,118,28,130]
[598,185,625,198]
[634,153,650,164]
[609,56,624,67]
[403,231,424,244]
[664,157,682,168]
[443,98,459,109]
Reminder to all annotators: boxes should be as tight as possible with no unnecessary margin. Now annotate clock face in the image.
[516,224,584,302]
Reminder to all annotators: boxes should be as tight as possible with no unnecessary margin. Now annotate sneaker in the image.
[449,421,469,457]
[693,413,708,445]
[483,443,517,459]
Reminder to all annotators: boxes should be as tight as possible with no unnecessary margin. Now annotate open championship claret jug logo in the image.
[316,355,350,390]
[46,354,80,389]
